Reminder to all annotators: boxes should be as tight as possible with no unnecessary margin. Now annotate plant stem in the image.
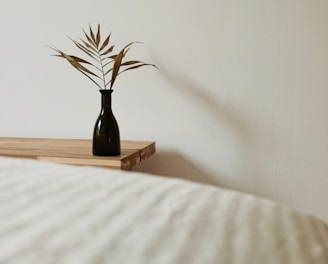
[97,49,107,89]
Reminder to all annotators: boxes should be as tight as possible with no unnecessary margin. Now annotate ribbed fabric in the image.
[0,156,327,264]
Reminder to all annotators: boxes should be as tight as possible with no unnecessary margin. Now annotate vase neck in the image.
[100,90,113,110]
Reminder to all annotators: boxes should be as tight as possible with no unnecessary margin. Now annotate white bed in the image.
[0,156,327,264]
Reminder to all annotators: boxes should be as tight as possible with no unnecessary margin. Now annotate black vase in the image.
[93,89,121,156]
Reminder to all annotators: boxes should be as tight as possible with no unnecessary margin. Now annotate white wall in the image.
[1,0,327,222]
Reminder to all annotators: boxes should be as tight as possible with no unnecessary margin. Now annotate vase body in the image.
[93,90,121,156]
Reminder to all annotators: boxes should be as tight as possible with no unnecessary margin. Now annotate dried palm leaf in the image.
[51,24,157,90]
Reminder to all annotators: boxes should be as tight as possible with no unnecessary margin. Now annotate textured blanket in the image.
[0,156,327,264]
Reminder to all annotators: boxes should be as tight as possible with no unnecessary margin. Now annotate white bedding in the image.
[0,156,327,264]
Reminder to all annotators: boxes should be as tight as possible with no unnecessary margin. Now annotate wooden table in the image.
[0,137,155,170]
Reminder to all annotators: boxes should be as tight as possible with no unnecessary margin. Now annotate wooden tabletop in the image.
[0,137,155,170]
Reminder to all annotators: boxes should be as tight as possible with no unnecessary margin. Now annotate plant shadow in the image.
[134,150,220,186]
[144,59,257,192]
[157,63,253,142]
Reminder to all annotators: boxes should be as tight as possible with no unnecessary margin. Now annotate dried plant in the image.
[50,24,156,90]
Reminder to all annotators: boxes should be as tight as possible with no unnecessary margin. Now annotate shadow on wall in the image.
[156,62,253,144]
[134,150,220,186]
[144,60,256,190]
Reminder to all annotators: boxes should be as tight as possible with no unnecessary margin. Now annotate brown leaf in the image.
[71,39,97,60]
[119,63,156,74]
[100,45,114,56]
[96,23,101,48]
[89,24,97,47]
[121,60,142,66]
[69,56,92,64]
[79,38,97,53]
[110,49,124,89]
[83,29,97,49]
[60,51,98,77]
[99,34,111,52]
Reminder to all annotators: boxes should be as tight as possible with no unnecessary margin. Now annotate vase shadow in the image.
[134,150,220,186]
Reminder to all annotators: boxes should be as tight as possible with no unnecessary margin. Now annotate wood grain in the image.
[0,137,155,170]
